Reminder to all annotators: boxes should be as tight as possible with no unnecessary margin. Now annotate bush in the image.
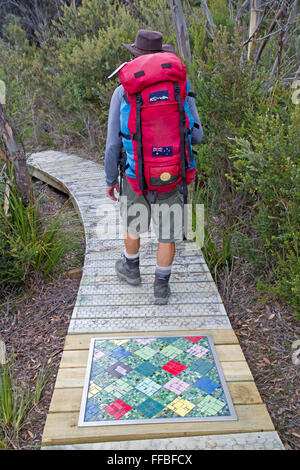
[230,105,300,317]
[0,169,80,288]
[189,24,300,318]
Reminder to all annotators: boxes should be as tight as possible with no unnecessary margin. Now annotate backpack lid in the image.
[119,52,186,96]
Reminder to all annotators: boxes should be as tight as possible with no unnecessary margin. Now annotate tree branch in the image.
[254,0,289,65]
[0,104,32,205]
[269,0,299,77]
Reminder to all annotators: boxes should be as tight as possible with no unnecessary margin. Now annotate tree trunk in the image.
[247,0,260,61]
[0,104,32,205]
[169,0,192,63]
[200,0,215,38]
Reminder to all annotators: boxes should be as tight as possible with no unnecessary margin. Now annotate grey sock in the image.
[124,249,139,260]
[155,264,171,280]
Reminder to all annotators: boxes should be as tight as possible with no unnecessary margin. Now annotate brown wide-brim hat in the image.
[122,29,175,57]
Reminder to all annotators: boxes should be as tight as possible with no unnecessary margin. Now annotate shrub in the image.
[189,24,299,318]
[0,169,80,288]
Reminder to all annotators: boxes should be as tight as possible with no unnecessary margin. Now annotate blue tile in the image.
[135,361,158,377]
[137,398,164,418]
[84,402,100,421]
[110,346,131,360]
[189,358,214,375]
[193,376,219,394]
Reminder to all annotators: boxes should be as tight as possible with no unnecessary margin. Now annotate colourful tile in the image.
[136,398,164,418]
[185,336,204,343]
[79,335,236,425]
[151,387,178,406]
[110,346,131,361]
[186,344,209,358]
[104,399,132,419]
[136,378,161,396]
[106,361,132,379]
[167,397,195,417]
[162,360,187,376]
[188,358,214,375]
[164,377,190,395]
[134,346,157,360]
[160,344,182,359]
[135,360,158,377]
[194,376,220,394]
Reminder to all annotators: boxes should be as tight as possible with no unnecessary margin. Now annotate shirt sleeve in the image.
[187,95,204,145]
[104,85,124,186]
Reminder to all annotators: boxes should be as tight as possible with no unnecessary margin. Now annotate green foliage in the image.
[189,24,299,318]
[0,0,177,153]
[0,354,53,447]
[0,0,298,319]
[33,365,54,406]
[191,26,268,185]
[0,170,80,287]
[229,105,300,317]
[0,359,32,431]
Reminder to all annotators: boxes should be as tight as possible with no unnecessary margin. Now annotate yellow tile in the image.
[167,397,195,417]
[88,381,102,398]
[112,339,130,346]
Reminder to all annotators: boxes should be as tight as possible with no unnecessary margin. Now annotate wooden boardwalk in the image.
[27,151,284,450]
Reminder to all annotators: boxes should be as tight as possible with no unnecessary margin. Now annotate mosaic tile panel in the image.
[78,334,237,426]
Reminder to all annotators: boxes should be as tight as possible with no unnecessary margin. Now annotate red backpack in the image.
[119,52,195,203]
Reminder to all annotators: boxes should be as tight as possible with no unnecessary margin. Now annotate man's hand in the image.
[106,182,120,201]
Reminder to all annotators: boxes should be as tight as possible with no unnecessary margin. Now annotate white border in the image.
[78,334,237,427]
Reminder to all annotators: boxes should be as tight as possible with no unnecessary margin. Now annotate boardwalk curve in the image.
[27,151,284,450]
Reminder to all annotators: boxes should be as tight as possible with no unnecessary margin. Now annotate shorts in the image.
[119,177,184,243]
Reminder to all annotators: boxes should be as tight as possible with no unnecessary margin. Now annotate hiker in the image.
[105,29,203,304]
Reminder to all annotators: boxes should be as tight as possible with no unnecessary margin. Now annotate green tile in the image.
[160,344,182,359]
[134,346,157,360]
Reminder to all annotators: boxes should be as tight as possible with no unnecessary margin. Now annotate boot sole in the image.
[154,297,169,305]
[116,271,141,286]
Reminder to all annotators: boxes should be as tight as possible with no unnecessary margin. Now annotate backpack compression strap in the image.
[135,92,151,212]
[174,82,188,206]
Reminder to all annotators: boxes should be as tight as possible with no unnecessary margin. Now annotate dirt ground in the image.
[0,182,299,450]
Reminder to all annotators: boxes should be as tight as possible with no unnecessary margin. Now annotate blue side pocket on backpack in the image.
[184,80,195,170]
[120,97,136,179]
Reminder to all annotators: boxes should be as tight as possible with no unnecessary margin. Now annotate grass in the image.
[0,167,83,288]
[0,355,54,448]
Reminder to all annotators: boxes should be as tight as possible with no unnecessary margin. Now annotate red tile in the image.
[162,360,187,376]
[184,336,204,343]
[104,399,132,419]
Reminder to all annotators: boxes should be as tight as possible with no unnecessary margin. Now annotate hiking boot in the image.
[154,274,171,305]
[115,255,141,286]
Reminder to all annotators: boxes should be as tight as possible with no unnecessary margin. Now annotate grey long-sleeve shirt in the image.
[104,84,203,186]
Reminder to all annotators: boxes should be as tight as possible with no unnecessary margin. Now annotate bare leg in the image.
[124,231,140,255]
[156,242,175,267]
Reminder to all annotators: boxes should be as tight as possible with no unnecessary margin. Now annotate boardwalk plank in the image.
[41,405,274,446]
[63,330,239,350]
